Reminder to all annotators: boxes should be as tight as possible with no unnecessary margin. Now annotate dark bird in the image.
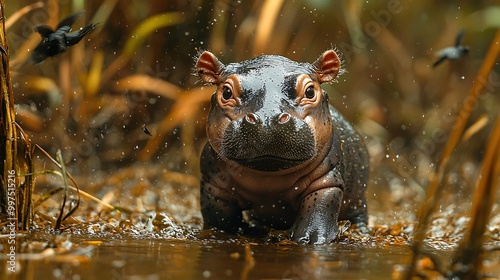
[30,11,96,64]
[433,29,469,67]
[142,124,153,137]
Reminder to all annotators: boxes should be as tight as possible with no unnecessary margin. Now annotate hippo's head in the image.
[196,50,341,172]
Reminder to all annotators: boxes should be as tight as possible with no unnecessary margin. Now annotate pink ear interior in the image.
[196,51,224,84]
[313,50,341,84]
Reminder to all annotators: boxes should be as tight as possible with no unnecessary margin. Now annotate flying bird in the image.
[433,29,469,67]
[142,124,153,137]
[30,11,96,64]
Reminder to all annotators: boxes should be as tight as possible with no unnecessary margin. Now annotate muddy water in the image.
[4,235,414,280]
[4,219,500,279]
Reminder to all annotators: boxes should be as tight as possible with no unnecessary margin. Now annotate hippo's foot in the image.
[289,187,343,244]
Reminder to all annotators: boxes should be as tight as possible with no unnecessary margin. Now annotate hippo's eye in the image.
[305,86,315,99]
[222,86,233,100]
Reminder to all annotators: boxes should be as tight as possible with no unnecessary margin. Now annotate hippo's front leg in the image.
[290,187,343,244]
[200,181,243,233]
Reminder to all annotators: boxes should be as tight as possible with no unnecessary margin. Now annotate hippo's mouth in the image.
[231,156,307,172]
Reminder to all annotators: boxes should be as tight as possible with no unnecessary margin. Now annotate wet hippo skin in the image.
[196,50,369,244]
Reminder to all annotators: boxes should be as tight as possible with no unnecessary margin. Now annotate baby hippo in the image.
[196,49,369,244]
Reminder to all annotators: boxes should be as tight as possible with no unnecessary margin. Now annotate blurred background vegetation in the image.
[4,0,500,227]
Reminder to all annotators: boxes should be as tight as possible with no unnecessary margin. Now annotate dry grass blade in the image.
[253,0,285,54]
[14,107,44,132]
[34,185,63,207]
[5,2,44,29]
[341,1,363,46]
[68,186,115,211]
[407,28,500,278]
[85,51,104,99]
[114,74,182,100]
[19,75,60,98]
[462,114,489,142]
[450,115,500,279]
[89,0,119,34]
[122,12,184,57]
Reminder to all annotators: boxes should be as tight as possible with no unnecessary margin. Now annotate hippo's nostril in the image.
[278,113,291,124]
[245,113,258,124]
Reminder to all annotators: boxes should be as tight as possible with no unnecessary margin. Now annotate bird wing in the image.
[455,29,465,47]
[34,25,54,37]
[57,11,85,31]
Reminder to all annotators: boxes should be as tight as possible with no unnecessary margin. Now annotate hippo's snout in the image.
[221,112,316,171]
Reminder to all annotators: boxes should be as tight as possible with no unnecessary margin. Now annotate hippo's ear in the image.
[313,50,341,84]
[196,51,225,84]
